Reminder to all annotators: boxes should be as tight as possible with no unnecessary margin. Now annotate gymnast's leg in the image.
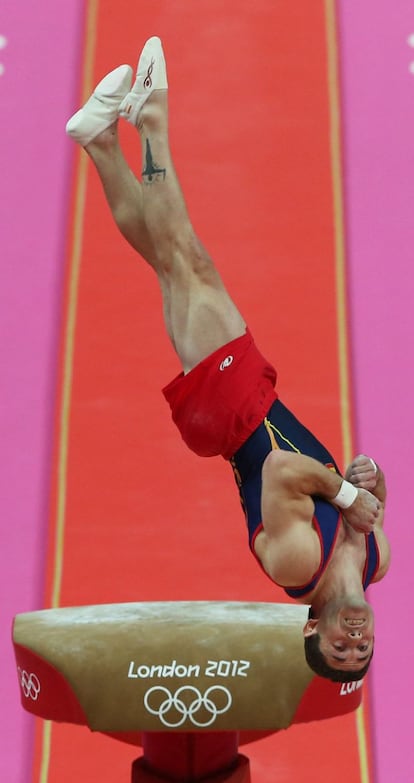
[66,39,246,374]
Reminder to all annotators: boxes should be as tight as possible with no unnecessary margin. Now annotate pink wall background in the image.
[0,1,84,781]
[338,2,414,781]
[1,1,412,781]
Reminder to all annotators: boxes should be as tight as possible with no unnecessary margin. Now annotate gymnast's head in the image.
[303,598,374,682]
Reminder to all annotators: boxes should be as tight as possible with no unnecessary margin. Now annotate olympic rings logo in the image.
[17,668,41,701]
[144,685,232,728]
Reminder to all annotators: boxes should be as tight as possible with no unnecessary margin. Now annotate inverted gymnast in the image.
[66,37,390,682]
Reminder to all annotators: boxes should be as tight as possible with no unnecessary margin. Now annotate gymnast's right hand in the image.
[343,487,382,534]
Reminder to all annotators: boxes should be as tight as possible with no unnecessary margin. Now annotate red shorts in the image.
[162,330,277,459]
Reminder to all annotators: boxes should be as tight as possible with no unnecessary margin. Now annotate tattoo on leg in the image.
[142,138,166,183]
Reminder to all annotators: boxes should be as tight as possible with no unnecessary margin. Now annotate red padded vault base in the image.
[131,733,250,782]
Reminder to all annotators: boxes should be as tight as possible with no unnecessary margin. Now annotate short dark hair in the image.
[304,632,373,682]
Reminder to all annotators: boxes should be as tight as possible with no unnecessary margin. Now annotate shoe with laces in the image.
[119,36,168,126]
[66,64,133,146]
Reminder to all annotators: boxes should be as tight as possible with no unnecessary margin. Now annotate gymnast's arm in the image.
[257,451,381,585]
[345,454,390,579]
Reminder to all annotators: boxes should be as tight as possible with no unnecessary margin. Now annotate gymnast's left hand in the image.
[345,454,378,492]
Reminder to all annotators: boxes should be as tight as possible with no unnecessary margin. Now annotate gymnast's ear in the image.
[303,618,319,637]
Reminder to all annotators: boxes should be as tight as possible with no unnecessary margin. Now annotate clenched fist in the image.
[345,454,378,492]
[342,486,381,534]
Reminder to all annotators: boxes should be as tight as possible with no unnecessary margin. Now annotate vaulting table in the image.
[12,601,364,781]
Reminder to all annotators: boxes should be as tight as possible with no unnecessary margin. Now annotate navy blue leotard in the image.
[231,399,380,597]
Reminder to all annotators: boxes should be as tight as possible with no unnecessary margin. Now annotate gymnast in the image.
[66,36,390,682]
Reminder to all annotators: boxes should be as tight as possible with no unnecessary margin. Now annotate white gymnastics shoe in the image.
[119,36,168,126]
[66,64,133,146]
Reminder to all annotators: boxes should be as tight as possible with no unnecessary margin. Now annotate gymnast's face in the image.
[305,601,375,672]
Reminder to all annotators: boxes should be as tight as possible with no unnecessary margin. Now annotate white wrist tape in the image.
[332,480,358,509]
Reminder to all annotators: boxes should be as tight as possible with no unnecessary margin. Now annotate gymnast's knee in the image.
[156,230,219,285]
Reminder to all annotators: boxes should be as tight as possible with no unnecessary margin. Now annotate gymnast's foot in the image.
[66,64,133,147]
[119,36,168,128]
